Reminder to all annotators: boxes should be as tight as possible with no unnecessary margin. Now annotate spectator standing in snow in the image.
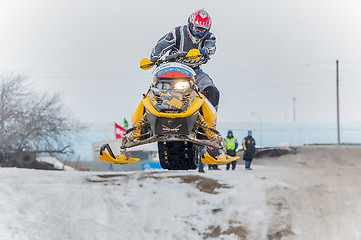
[225,130,238,170]
[198,147,220,173]
[198,156,205,173]
[208,147,220,170]
[243,130,256,170]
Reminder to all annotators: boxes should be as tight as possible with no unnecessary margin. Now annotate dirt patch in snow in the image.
[266,187,295,240]
[211,208,222,214]
[86,178,109,183]
[255,147,297,159]
[97,174,128,178]
[89,173,231,194]
[168,175,231,194]
[203,222,248,239]
[86,173,130,183]
[203,225,221,239]
[137,173,232,194]
[267,225,294,240]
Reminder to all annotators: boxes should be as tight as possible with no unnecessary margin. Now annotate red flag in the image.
[115,122,126,139]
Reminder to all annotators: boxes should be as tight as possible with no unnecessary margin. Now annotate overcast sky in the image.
[0,0,360,124]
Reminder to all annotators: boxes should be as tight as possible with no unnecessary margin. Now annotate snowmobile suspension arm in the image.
[123,135,223,150]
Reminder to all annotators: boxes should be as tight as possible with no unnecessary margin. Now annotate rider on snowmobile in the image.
[150,9,219,110]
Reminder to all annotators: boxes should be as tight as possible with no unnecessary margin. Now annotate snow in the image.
[277,142,291,149]
[1,145,361,240]
[37,156,75,171]
[0,168,277,240]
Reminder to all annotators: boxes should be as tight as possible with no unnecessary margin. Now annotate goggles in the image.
[191,24,208,37]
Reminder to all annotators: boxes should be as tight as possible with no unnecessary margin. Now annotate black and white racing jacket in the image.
[150,25,216,69]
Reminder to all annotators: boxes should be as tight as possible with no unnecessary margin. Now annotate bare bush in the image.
[0,73,76,152]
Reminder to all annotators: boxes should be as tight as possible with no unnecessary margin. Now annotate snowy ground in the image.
[0,145,361,240]
[37,156,75,171]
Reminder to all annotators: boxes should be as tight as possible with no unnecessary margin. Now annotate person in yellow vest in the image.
[225,130,238,170]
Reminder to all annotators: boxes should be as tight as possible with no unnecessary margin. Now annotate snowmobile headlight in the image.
[174,81,190,91]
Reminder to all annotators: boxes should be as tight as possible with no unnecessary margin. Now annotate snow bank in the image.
[37,156,75,171]
[2,146,361,240]
[0,167,279,240]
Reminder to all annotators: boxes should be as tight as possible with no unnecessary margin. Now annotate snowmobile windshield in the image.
[149,77,197,113]
[155,78,191,92]
[155,82,173,90]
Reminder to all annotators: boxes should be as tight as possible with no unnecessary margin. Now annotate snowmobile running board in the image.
[99,144,140,164]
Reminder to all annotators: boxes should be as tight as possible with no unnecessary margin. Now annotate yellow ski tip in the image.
[99,151,140,164]
[201,154,240,165]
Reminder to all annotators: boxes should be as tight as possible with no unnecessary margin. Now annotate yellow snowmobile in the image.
[99,49,239,170]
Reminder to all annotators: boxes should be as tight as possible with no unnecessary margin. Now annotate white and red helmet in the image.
[188,9,212,41]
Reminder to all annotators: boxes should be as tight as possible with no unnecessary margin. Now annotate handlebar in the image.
[165,52,187,61]
[145,51,209,69]
[155,52,187,65]
[156,51,209,66]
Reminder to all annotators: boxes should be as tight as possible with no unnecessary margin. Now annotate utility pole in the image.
[336,60,340,145]
[293,97,297,146]
[293,97,297,122]
[250,112,263,147]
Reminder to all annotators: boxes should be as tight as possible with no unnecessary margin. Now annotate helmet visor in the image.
[191,25,208,37]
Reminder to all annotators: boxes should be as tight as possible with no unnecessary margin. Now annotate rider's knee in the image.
[202,86,220,110]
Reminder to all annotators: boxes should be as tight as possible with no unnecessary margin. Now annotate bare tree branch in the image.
[0,73,77,153]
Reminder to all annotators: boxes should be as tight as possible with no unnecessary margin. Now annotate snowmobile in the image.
[99,49,239,170]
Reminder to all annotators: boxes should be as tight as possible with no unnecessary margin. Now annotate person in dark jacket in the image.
[243,130,256,170]
[225,130,238,170]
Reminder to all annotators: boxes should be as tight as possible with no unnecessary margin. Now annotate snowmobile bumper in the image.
[201,154,240,165]
[99,144,140,164]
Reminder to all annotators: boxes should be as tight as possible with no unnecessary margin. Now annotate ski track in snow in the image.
[1,145,361,240]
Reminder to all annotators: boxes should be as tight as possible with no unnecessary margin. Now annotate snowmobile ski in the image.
[99,144,140,164]
[201,154,239,165]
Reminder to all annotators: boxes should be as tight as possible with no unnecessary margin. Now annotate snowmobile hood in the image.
[153,62,196,78]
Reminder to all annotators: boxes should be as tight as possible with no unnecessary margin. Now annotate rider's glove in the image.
[199,48,208,56]
[151,56,159,63]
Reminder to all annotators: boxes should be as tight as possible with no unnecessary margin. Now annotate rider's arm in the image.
[202,32,216,56]
[150,27,177,62]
